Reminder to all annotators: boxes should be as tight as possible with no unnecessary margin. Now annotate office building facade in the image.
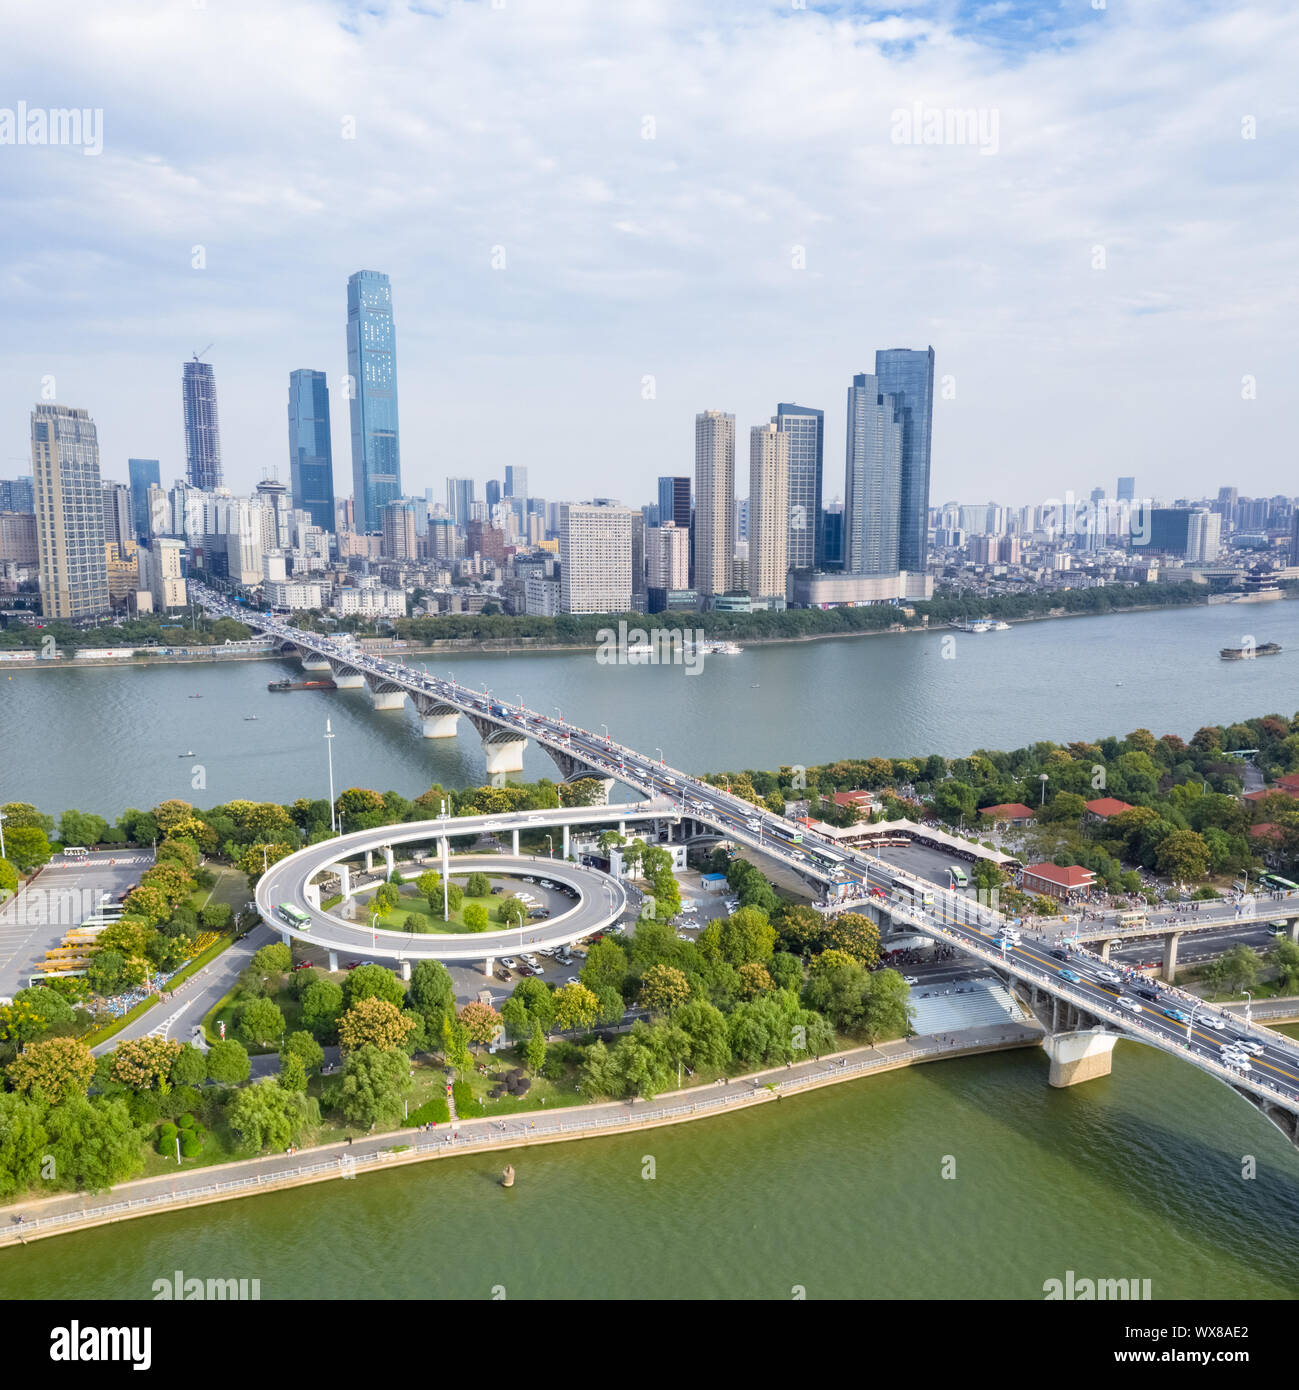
[127,458,160,540]
[287,369,335,531]
[774,403,823,571]
[748,423,789,607]
[505,465,527,500]
[31,404,109,618]
[693,410,735,598]
[181,359,223,490]
[559,503,634,614]
[873,347,934,573]
[346,270,402,532]
[843,374,903,575]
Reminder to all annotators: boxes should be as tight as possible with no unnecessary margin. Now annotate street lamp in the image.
[601,723,609,741]
[325,719,337,832]
[553,705,563,722]
[545,834,553,858]
[655,747,664,767]
[1185,1001,1200,1044]
[1242,990,1253,1026]
[0,808,6,862]
[1039,773,1049,806]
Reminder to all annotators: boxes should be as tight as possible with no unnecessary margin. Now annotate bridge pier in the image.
[365,850,373,873]
[1161,930,1182,984]
[482,734,527,776]
[411,695,462,738]
[336,864,350,898]
[328,661,365,689]
[328,951,339,972]
[512,829,519,855]
[563,824,570,858]
[369,686,406,711]
[484,955,495,978]
[384,846,394,878]
[1042,1029,1119,1088]
[399,959,411,982]
[300,653,332,672]
[1098,938,1112,962]
[280,929,291,946]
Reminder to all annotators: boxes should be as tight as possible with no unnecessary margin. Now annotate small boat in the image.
[1220,642,1281,660]
[751,683,760,688]
[179,750,194,757]
[188,694,203,699]
[243,715,259,721]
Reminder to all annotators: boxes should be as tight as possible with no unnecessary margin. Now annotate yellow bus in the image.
[1116,910,1147,930]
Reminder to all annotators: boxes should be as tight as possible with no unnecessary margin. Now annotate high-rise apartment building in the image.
[381,499,418,560]
[646,522,690,592]
[874,347,934,573]
[127,458,160,541]
[447,478,474,527]
[466,519,506,567]
[693,410,735,598]
[31,404,109,618]
[657,476,691,531]
[287,370,335,531]
[485,480,502,509]
[505,465,527,501]
[0,476,36,513]
[0,511,37,564]
[843,374,903,575]
[774,403,823,571]
[559,503,634,614]
[181,358,223,490]
[346,270,402,532]
[748,424,789,607]
[102,481,133,548]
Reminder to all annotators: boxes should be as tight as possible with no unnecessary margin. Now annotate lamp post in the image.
[1039,773,1049,806]
[553,705,563,722]
[1242,990,1253,1027]
[325,719,337,832]
[655,747,664,767]
[601,723,609,741]
[0,808,6,862]
[546,834,553,859]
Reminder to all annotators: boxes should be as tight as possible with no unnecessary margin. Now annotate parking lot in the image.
[0,851,150,998]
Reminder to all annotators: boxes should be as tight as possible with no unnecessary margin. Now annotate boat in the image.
[1220,643,1281,660]
[243,715,259,721]
[268,678,338,691]
[179,750,193,757]
[188,694,202,699]
[955,617,1011,633]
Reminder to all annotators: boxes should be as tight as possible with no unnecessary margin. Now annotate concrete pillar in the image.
[304,882,320,909]
[328,951,339,972]
[365,850,374,872]
[420,710,461,738]
[400,959,411,981]
[563,824,570,858]
[484,956,495,977]
[1161,930,1181,984]
[1051,996,1060,1031]
[384,846,395,878]
[337,864,350,898]
[512,829,519,855]
[619,820,626,837]
[482,734,527,776]
[370,686,406,711]
[1042,1029,1118,1087]
[330,665,365,689]
[1290,916,1299,944]
[300,653,332,671]
[1099,938,1111,962]
[280,929,291,945]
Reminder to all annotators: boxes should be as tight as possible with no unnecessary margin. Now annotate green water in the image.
[5,1042,1299,1300]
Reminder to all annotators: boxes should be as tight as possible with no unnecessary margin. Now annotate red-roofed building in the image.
[1275,773,1299,793]
[1084,797,1134,823]
[1021,862,1096,900]
[1244,786,1299,804]
[832,790,875,810]
[979,802,1035,826]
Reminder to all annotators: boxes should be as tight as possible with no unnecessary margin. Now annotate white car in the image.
[521,954,540,968]
[1222,1054,1252,1072]
[902,975,919,985]
[1230,1038,1266,1056]
[566,976,580,985]
[500,958,517,969]
[1118,997,1143,1014]
[1095,968,1121,985]
[1200,1014,1227,1032]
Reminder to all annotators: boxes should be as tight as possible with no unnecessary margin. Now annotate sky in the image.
[1,0,1295,512]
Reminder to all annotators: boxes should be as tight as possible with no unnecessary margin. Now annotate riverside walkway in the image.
[0,1022,1040,1247]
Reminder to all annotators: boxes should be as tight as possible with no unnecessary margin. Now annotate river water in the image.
[3,1040,1299,1299]
[3,600,1297,819]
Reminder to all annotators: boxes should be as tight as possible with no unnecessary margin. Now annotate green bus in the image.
[276,903,311,931]
[1258,873,1299,893]
[947,865,969,889]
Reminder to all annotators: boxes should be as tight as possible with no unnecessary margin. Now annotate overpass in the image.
[196,588,1299,1146]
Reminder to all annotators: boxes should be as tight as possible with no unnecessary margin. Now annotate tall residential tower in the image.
[346,270,402,532]
[287,369,335,531]
[31,404,109,618]
[181,358,223,490]
[873,346,934,573]
[693,410,735,598]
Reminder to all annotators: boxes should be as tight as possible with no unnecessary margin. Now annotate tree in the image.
[525,1019,547,1071]
[282,1030,325,1073]
[205,1038,251,1085]
[170,1044,207,1087]
[640,964,691,1014]
[342,963,404,1010]
[43,1095,143,1192]
[227,1079,319,1151]
[279,1053,308,1092]
[698,907,775,966]
[251,942,292,973]
[463,902,489,931]
[237,996,286,1048]
[496,897,526,927]
[0,1093,48,1198]
[301,977,344,1036]
[0,858,18,895]
[735,962,774,997]
[1212,944,1259,995]
[336,1044,411,1129]
[111,1036,183,1091]
[580,937,628,996]
[416,870,443,909]
[3,825,52,873]
[458,1001,503,1046]
[408,960,455,1031]
[512,976,558,1033]
[772,904,825,955]
[822,913,882,968]
[338,996,417,1053]
[465,871,491,897]
[674,999,732,1071]
[1154,829,1210,883]
[58,809,108,847]
[7,1036,96,1103]
[501,995,532,1041]
[552,982,599,1033]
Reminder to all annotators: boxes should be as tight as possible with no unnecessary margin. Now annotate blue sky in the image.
[1,0,1295,510]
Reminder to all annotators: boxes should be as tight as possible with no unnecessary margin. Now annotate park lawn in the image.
[204,982,304,1052]
[454,1044,587,1114]
[369,886,508,935]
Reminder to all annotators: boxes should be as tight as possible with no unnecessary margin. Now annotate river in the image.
[3,600,1297,819]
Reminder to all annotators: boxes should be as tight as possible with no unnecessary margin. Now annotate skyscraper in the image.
[381,499,418,560]
[693,410,735,598]
[505,465,527,501]
[31,404,109,618]
[559,503,635,614]
[748,423,789,608]
[485,480,502,509]
[346,270,402,532]
[181,357,223,490]
[0,476,35,513]
[127,458,160,541]
[843,374,903,575]
[774,403,824,571]
[874,347,934,573]
[102,481,133,549]
[287,370,336,531]
[447,478,474,527]
[1116,476,1135,503]
[657,476,691,531]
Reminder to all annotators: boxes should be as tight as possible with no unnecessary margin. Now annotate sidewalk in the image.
[0,1022,1042,1246]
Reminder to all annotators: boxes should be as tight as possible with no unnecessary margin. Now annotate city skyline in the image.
[2,2,1294,507]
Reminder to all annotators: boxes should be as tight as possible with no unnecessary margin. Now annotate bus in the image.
[62,846,88,861]
[1259,873,1299,893]
[947,865,969,889]
[891,877,935,909]
[1115,910,1148,930]
[276,903,311,931]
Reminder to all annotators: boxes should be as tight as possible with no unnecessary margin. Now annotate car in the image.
[490,885,504,894]
[1049,948,1068,961]
[1162,1007,1190,1024]
[495,968,513,982]
[1200,1014,1227,1032]
[1132,984,1160,1002]
[1002,929,1021,943]
[676,931,693,940]
[993,937,1013,951]
[1059,968,1081,983]
[500,957,517,969]
[566,976,580,985]
[528,908,550,919]
[521,875,536,883]
[902,975,919,985]
[1228,1037,1266,1056]
[345,960,362,970]
[539,880,556,889]
[1268,924,1289,937]
[521,954,540,968]
[1222,1054,1252,1072]
[293,960,315,971]
[1118,997,1143,1013]
[1096,968,1121,985]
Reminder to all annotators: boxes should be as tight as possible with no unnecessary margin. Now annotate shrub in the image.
[409,1096,451,1126]
[180,1130,203,1158]
[452,1079,484,1118]
[156,1122,179,1154]
[127,1090,162,1126]
[177,1112,196,1130]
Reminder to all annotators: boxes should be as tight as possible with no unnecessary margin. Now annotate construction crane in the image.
[192,342,213,361]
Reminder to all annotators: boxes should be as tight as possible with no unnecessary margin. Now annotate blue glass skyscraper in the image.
[127,458,160,540]
[874,347,934,573]
[287,370,335,531]
[774,403,824,571]
[843,373,903,575]
[346,270,402,533]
